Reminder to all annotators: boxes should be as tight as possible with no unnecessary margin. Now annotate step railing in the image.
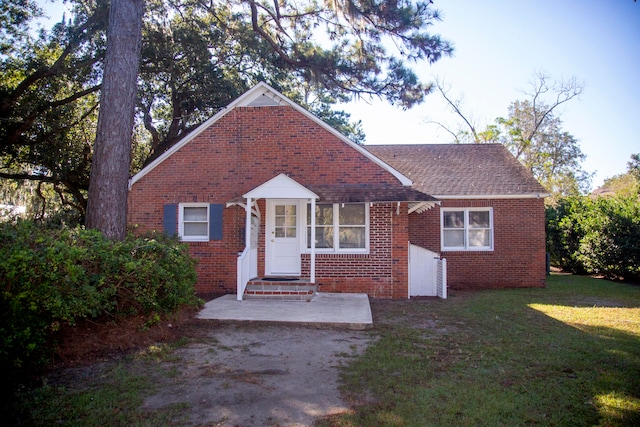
[237,246,257,301]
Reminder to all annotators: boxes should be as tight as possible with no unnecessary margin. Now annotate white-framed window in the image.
[441,208,493,251]
[179,203,209,241]
[306,203,369,253]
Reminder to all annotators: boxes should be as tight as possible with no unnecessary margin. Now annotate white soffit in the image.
[408,201,439,214]
[243,173,319,200]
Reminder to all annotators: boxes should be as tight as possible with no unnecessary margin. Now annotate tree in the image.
[0,0,108,215]
[432,73,591,200]
[85,0,144,240]
[495,99,592,199]
[600,153,640,197]
[629,153,640,181]
[136,0,451,160]
[2,0,452,227]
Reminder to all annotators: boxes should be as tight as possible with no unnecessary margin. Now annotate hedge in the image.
[0,221,200,389]
[546,195,640,281]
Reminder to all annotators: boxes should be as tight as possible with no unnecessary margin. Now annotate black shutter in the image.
[209,204,224,240]
[163,204,177,236]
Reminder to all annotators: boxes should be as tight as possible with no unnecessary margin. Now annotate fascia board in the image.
[434,193,550,199]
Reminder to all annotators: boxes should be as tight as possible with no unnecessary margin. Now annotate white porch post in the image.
[245,197,252,248]
[310,197,316,283]
[236,197,252,301]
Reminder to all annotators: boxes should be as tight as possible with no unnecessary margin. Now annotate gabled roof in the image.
[366,144,549,198]
[243,174,319,200]
[129,82,412,188]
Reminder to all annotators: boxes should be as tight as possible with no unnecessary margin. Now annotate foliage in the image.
[629,153,640,181]
[546,195,640,280]
[1,0,451,217]
[603,172,640,198]
[492,99,592,199]
[0,0,107,214]
[0,220,200,395]
[434,73,591,200]
[602,153,640,197]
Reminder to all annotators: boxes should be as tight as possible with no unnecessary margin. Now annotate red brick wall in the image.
[301,202,409,299]
[409,198,546,290]
[128,106,408,296]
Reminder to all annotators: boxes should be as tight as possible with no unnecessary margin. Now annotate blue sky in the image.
[38,0,639,189]
[341,0,640,189]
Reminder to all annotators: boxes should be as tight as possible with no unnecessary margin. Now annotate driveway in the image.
[142,323,372,426]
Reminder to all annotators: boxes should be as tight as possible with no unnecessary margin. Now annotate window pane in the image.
[313,204,333,225]
[443,230,464,247]
[183,207,207,221]
[275,205,296,237]
[469,230,490,247]
[469,211,490,228]
[184,222,208,237]
[308,226,333,248]
[285,226,296,238]
[339,227,365,248]
[443,211,464,229]
[339,204,365,225]
[285,205,296,225]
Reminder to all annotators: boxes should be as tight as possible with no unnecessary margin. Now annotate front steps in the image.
[244,277,317,301]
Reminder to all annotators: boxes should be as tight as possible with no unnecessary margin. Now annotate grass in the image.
[321,274,640,426]
[14,363,190,426]
[11,274,640,426]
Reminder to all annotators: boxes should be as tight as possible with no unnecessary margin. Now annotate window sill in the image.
[302,252,370,258]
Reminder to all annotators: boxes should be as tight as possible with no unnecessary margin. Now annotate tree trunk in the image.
[86,0,144,240]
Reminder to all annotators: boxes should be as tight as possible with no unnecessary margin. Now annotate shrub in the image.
[546,195,640,281]
[0,221,200,392]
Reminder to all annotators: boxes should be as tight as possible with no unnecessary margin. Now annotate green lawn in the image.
[323,274,640,426]
[13,274,640,426]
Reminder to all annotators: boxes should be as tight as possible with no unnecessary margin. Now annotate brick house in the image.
[127,83,548,300]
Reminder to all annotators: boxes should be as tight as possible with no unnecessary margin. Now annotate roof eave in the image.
[433,193,550,200]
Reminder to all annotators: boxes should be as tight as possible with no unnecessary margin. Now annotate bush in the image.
[546,196,640,281]
[0,221,200,392]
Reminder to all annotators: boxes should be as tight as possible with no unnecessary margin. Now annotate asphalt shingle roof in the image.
[307,185,438,203]
[366,144,548,197]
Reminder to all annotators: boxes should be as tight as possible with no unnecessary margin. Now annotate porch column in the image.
[245,197,252,248]
[310,197,316,283]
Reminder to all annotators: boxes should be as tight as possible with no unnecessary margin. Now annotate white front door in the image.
[266,200,301,276]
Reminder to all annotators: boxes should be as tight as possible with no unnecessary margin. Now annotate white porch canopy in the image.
[237,174,319,300]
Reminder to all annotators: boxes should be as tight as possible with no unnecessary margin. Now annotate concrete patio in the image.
[197,292,373,329]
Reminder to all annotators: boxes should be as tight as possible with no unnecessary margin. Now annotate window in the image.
[441,208,493,251]
[274,204,297,238]
[180,203,209,241]
[306,203,368,252]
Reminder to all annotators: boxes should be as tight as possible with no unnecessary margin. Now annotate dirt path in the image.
[141,323,371,426]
